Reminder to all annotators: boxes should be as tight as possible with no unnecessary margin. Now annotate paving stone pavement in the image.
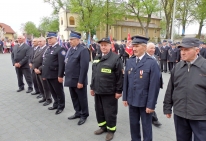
[0,53,176,141]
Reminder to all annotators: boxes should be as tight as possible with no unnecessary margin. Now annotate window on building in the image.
[69,16,75,25]
[123,28,127,32]
[61,17,63,25]
[139,28,142,34]
[133,28,136,33]
[154,29,157,33]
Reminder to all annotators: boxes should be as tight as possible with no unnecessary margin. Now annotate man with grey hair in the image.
[164,38,206,141]
[123,36,160,141]
[42,32,66,115]
[146,42,163,127]
[32,37,52,106]
[30,38,40,97]
[11,35,33,93]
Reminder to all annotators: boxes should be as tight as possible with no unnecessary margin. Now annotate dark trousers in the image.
[129,106,152,141]
[123,56,129,65]
[152,111,158,122]
[174,114,206,141]
[95,94,118,132]
[160,59,167,72]
[0,46,3,53]
[6,48,10,53]
[36,74,51,101]
[32,70,40,93]
[168,62,176,72]
[47,78,65,110]
[15,67,33,90]
[69,87,89,118]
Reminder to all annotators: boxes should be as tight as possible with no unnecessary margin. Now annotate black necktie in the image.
[136,58,140,65]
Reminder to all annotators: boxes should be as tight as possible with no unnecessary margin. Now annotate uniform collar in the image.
[136,53,145,61]
[180,55,204,68]
[51,42,58,47]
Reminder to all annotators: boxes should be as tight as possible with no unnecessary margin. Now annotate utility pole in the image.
[171,0,177,41]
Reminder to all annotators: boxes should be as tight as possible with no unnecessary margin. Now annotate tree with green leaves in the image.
[24,21,40,37]
[193,0,206,39]
[125,0,160,38]
[161,0,174,39]
[43,0,67,15]
[38,16,59,36]
[176,0,195,36]
[100,0,125,37]
[68,0,102,37]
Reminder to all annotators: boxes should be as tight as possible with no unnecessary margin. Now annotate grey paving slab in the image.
[0,53,176,141]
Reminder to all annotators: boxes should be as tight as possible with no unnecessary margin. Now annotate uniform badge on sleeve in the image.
[61,50,66,56]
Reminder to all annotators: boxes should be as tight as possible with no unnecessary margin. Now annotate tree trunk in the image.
[145,28,149,38]
[106,24,109,37]
[169,21,172,39]
[197,19,203,39]
[165,20,170,39]
[182,24,186,36]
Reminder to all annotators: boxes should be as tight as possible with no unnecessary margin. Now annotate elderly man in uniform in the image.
[123,36,160,141]
[164,38,206,141]
[42,32,66,115]
[30,38,41,97]
[160,40,169,73]
[65,31,90,125]
[11,35,33,93]
[90,38,123,141]
[167,43,178,73]
[146,42,163,127]
[33,37,52,106]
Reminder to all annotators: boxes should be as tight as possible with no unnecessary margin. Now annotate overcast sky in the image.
[0,0,53,34]
[0,0,205,35]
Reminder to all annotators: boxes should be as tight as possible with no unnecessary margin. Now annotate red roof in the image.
[0,23,15,34]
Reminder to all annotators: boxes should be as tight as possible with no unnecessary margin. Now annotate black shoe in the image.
[39,99,46,103]
[43,100,52,106]
[68,115,80,120]
[48,107,57,110]
[17,88,24,92]
[152,121,162,127]
[26,89,33,93]
[36,94,43,99]
[164,71,167,73]
[55,109,63,115]
[78,118,87,125]
[31,92,40,95]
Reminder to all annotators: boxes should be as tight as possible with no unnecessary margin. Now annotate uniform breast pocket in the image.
[142,69,150,79]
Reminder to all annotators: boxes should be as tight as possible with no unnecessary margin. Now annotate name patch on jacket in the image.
[101,68,111,73]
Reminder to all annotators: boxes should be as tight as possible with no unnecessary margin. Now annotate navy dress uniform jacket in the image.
[160,46,169,60]
[64,44,90,87]
[42,44,65,79]
[167,48,178,62]
[123,54,160,109]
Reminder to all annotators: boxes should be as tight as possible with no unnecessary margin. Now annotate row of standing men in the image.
[11,31,206,141]
[11,31,161,141]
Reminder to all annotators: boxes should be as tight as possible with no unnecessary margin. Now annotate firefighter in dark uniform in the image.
[160,40,169,73]
[42,32,66,115]
[65,31,90,126]
[167,43,178,73]
[123,35,160,141]
[90,38,123,141]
